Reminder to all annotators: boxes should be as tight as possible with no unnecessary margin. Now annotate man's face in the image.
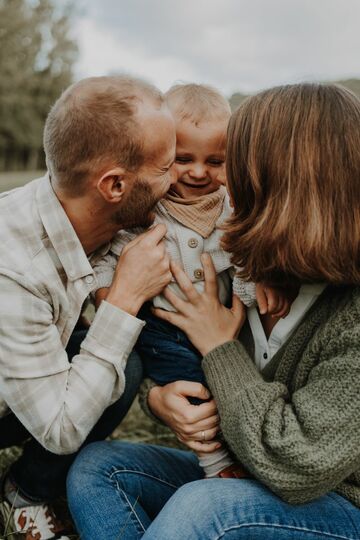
[114,102,176,228]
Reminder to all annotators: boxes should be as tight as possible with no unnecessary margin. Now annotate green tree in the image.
[0,0,78,170]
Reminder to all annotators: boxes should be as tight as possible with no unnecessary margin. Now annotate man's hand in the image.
[106,224,172,316]
[148,381,221,453]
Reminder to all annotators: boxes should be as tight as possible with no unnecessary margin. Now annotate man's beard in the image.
[112,178,161,229]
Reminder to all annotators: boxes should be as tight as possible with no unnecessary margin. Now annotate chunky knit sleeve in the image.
[202,311,360,504]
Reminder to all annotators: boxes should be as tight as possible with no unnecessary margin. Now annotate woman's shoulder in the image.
[313,284,360,353]
[325,284,360,316]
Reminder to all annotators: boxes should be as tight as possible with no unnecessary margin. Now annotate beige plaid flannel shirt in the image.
[0,174,144,454]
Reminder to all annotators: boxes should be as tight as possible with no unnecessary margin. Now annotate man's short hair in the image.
[165,83,231,124]
[43,75,164,195]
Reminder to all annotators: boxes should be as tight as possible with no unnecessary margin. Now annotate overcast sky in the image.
[74,0,360,96]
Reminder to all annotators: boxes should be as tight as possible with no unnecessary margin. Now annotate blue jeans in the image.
[137,307,206,406]
[136,306,205,386]
[67,441,360,540]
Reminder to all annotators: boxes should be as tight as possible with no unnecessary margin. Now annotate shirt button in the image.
[263,352,268,359]
[85,275,94,284]
[188,238,199,248]
[194,268,204,279]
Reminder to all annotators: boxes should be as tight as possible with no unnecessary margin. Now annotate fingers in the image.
[273,297,291,318]
[162,287,189,314]
[256,284,268,315]
[130,223,167,247]
[256,285,289,317]
[152,307,184,329]
[170,260,201,304]
[176,410,220,438]
[265,288,279,314]
[231,294,246,319]
[202,253,218,297]
[184,399,218,424]
[179,438,222,453]
[190,414,220,433]
[186,426,219,442]
[170,380,211,401]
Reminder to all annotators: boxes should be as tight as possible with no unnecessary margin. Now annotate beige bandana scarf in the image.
[162,186,226,238]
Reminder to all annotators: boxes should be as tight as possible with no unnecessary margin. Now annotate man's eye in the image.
[175,156,191,163]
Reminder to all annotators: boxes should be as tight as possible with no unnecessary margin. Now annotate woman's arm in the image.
[203,333,360,504]
[153,258,360,504]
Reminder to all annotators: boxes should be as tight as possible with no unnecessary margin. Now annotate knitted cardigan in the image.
[202,285,360,507]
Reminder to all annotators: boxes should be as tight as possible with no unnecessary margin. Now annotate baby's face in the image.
[171,117,228,198]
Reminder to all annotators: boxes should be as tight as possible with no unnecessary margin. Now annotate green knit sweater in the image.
[202,285,360,507]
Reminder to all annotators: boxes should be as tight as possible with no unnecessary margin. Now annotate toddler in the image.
[95,84,290,478]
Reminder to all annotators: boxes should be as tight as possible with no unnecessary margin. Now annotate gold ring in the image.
[201,430,206,442]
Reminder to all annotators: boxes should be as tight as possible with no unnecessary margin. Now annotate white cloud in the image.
[75,18,198,91]
[74,0,360,95]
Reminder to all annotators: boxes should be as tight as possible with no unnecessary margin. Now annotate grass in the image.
[0,170,181,538]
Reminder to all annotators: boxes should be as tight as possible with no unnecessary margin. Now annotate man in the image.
[0,75,176,539]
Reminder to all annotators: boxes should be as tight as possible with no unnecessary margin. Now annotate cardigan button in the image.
[188,238,199,248]
[194,268,204,279]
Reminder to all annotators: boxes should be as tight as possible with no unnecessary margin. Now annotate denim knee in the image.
[67,441,105,497]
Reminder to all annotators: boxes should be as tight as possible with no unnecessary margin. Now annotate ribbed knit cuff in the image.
[138,378,166,426]
[202,340,263,400]
[95,270,114,289]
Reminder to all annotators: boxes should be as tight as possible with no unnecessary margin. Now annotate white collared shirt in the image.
[248,284,327,370]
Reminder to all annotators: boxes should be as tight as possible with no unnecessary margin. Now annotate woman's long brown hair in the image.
[222,83,360,286]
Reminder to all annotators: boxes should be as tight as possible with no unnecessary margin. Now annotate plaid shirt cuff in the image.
[81,300,145,370]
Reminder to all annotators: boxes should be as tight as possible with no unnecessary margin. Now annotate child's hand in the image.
[255,283,292,318]
[95,287,109,309]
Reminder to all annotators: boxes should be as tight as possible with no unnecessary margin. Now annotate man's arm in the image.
[0,273,143,454]
[0,224,171,454]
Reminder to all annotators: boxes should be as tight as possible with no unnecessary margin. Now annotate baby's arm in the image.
[255,283,292,318]
[95,287,109,309]
[232,270,293,318]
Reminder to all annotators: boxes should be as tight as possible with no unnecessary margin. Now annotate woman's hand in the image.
[152,253,246,356]
[148,381,222,453]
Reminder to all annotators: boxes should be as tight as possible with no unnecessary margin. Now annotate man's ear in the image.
[96,168,129,203]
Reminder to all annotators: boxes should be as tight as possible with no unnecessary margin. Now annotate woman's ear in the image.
[96,168,127,203]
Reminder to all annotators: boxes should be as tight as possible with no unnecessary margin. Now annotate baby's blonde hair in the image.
[165,83,231,124]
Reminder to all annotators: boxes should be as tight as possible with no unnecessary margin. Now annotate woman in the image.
[67,83,360,539]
